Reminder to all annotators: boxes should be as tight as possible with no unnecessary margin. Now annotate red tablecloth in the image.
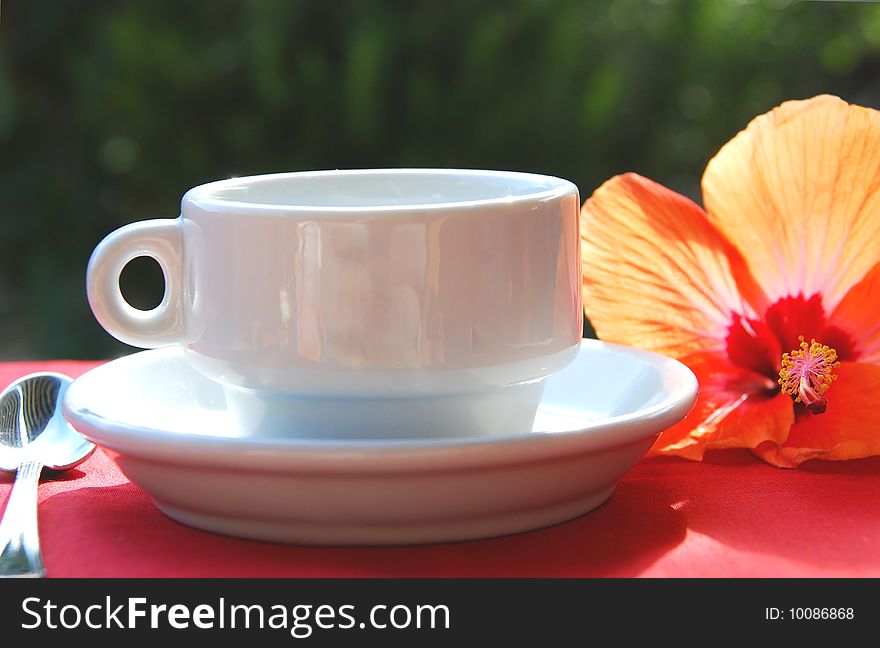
[2,360,879,578]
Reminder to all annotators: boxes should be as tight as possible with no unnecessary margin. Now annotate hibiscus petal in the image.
[651,352,794,460]
[702,95,880,312]
[828,261,880,364]
[753,362,880,468]
[581,173,766,358]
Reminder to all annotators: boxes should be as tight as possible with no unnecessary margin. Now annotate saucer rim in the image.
[62,339,697,459]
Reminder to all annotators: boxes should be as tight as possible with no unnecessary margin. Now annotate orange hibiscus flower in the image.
[580,95,880,468]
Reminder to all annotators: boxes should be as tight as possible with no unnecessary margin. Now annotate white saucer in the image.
[61,340,697,545]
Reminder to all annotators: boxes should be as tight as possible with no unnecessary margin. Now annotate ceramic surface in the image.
[62,340,698,545]
[87,169,582,398]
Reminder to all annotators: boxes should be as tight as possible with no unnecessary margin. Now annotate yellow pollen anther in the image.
[778,336,840,415]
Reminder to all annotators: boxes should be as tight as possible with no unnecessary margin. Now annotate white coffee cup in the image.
[87,169,582,438]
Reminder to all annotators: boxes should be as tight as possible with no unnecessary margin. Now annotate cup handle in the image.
[86,218,184,348]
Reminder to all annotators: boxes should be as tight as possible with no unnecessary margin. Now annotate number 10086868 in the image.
[766,608,854,621]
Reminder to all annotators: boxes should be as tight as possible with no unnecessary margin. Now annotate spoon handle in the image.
[0,460,46,577]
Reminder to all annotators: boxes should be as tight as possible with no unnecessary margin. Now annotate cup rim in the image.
[183,168,578,215]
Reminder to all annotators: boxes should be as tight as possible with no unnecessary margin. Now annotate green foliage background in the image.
[2,0,879,359]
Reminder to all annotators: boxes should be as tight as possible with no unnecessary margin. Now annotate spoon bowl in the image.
[0,373,95,577]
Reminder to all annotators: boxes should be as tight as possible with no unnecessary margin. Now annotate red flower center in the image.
[725,293,856,403]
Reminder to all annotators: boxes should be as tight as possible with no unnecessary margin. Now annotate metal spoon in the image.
[0,373,95,577]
